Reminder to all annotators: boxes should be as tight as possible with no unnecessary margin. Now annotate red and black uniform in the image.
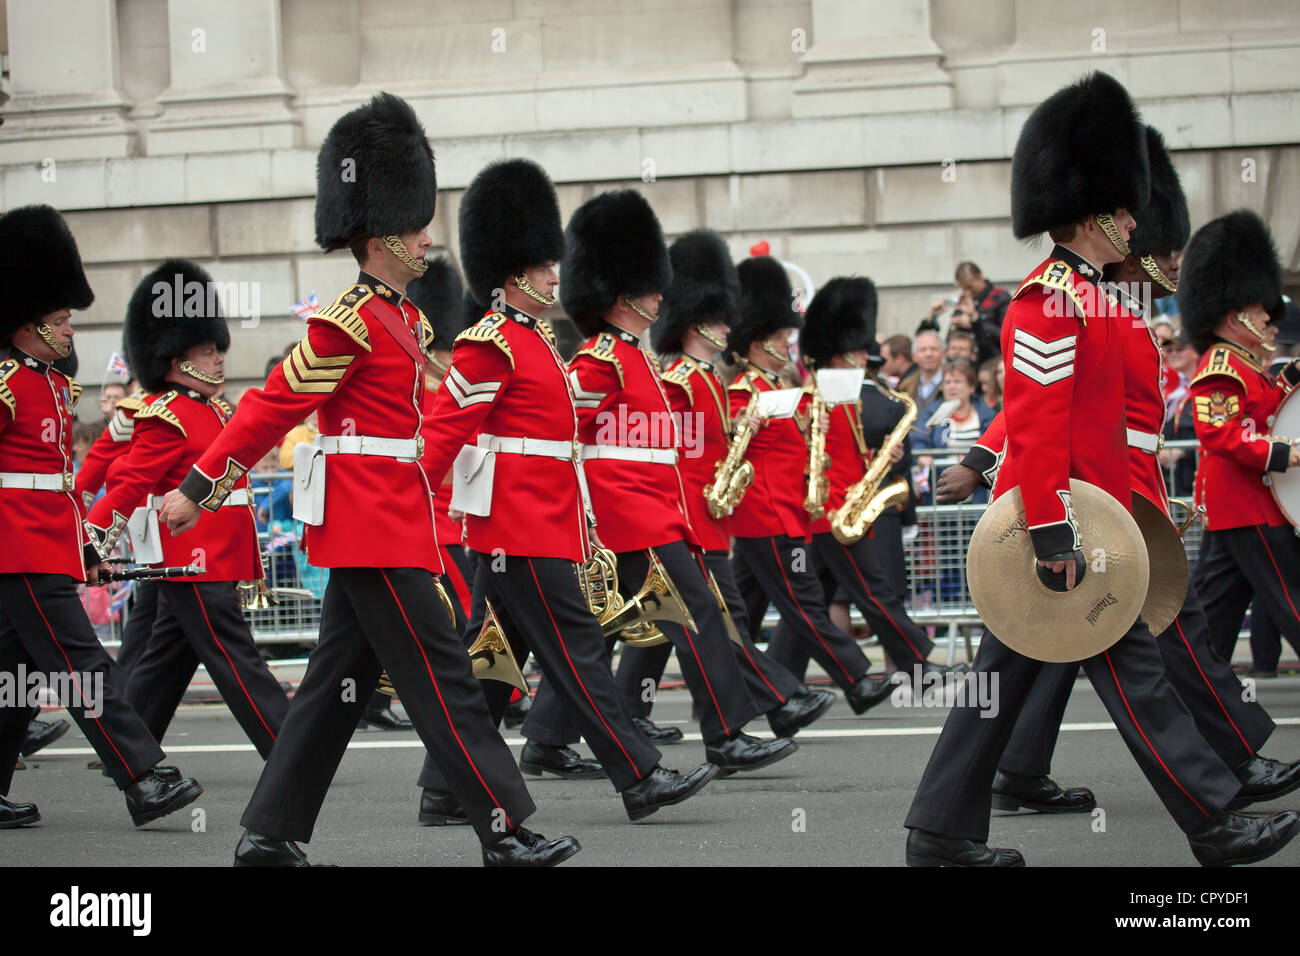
[1188,340,1300,659]
[527,325,763,747]
[177,275,537,845]
[0,348,166,794]
[420,379,471,617]
[907,245,1241,842]
[85,387,288,758]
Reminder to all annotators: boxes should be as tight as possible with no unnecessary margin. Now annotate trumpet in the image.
[578,547,697,648]
[704,387,758,519]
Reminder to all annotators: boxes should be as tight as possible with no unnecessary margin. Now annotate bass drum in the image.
[1269,388,1300,526]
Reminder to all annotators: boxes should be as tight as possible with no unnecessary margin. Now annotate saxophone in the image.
[704,378,759,519]
[828,383,917,545]
[803,380,829,519]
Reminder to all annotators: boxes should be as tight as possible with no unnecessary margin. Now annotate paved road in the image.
[9,669,1300,867]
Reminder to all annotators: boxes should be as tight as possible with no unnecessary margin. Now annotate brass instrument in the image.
[828,383,917,545]
[237,579,277,610]
[705,569,744,648]
[803,379,829,519]
[468,600,528,693]
[1168,497,1205,536]
[578,547,697,648]
[704,386,759,519]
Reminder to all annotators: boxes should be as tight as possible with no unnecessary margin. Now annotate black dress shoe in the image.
[622,763,719,821]
[767,688,835,739]
[123,769,203,827]
[104,764,182,783]
[991,771,1097,813]
[845,673,897,715]
[360,703,413,730]
[482,827,580,867]
[921,661,970,678]
[519,741,607,779]
[632,715,684,744]
[905,828,1025,867]
[1188,809,1300,866]
[418,788,470,826]
[706,732,798,776]
[1228,756,1300,810]
[0,794,40,829]
[21,717,69,757]
[503,694,533,730]
[233,828,314,867]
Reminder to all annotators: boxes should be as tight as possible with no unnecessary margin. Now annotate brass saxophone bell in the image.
[468,600,529,693]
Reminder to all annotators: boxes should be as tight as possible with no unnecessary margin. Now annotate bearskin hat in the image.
[0,205,95,341]
[406,255,467,352]
[1178,209,1284,352]
[314,92,437,252]
[728,256,800,360]
[799,277,878,368]
[458,158,565,307]
[1129,126,1190,258]
[651,229,740,354]
[561,189,672,337]
[125,259,230,393]
[1011,72,1150,239]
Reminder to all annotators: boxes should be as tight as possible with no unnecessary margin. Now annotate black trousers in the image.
[614,550,805,718]
[125,580,289,759]
[240,567,536,844]
[905,623,1241,840]
[0,573,165,793]
[867,511,908,599]
[528,541,762,746]
[731,535,870,691]
[1194,525,1300,661]
[115,579,159,677]
[999,577,1276,777]
[769,532,934,677]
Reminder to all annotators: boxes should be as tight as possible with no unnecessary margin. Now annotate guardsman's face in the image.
[1153,250,1180,290]
[178,341,225,393]
[522,261,559,298]
[1234,303,1278,351]
[23,308,73,361]
[399,229,434,262]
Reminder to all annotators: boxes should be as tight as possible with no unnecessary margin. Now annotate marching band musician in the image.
[161,94,577,867]
[0,205,204,830]
[84,260,289,759]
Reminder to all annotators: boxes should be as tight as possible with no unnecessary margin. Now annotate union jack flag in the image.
[105,352,129,378]
[291,293,319,319]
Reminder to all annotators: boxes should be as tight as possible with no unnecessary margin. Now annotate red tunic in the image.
[1115,287,1172,514]
[569,328,698,553]
[661,355,732,552]
[0,350,89,577]
[810,401,869,537]
[74,390,151,507]
[181,275,442,573]
[1189,341,1293,530]
[728,366,811,541]
[87,389,263,581]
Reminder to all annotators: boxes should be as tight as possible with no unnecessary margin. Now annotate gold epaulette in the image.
[455,313,514,369]
[211,396,234,418]
[661,366,693,401]
[1014,260,1087,324]
[133,391,187,437]
[1191,346,1247,390]
[728,374,755,394]
[309,285,372,352]
[575,333,624,387]
[0,359,16,419]
[117,394,148,414]
[537,318,558,349]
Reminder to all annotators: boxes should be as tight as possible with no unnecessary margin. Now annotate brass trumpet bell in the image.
[579,548,697,648]
[468,600,529,693]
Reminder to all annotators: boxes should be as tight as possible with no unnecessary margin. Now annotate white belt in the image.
[1127,428,1164,454]
[148,489,248,509]
[318,435,423,462]
[582,445,678,465]
[0,471,73,492]
[478,434,580,462]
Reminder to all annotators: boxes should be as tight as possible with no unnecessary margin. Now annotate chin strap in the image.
[178,360,224,385]
[620,295,658,324]
[761,339,790,363]
[514,273,556,308]
[695,324,728,351]
[1139,255,1177,294]
[35,324,71,358]
[383,235,428,275]
[1095,214,1133,258]
[842,354,865,370]
[1237,311,1278,353]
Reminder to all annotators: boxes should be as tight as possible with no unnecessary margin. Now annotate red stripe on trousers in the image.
[1255,526,1300,627]
[191,583,275,742]
[440,546,471,614]
[1172,615,1251,754]
[768,538,855,682]
[697,551,783,704]
[838,541,925,662]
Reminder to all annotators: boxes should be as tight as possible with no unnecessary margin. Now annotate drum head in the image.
[1270,389,1300,526]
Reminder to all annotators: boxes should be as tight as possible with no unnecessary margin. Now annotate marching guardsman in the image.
[412,158,718,824]
[0,204,203,829]
[725,257,896,714]
[905,73,1296,867]
[84,260,290,758]
[1182,210,1300,661]
[614,230,834,741]
[160,94,577,867]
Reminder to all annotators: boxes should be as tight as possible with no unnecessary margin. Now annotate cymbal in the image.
[967,479,1148,662]
[1130,492,1189,636]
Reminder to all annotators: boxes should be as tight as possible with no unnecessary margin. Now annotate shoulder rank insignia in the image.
[1014,260,1087,324]
[1194,389,1240,428]
[0,360,17,418]
[1191,347,1247,390]
[575,333,624,387]
[284,335,355,395]
[417,310,434,353]
[661,366,693,401]
[133,391,188,437]
[455,313,515,370]
[309,285,372,352]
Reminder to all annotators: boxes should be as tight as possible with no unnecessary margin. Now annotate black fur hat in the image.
[800,277,878,368]
[1129,126,1190,258]
[314,92,437,252]
[651,229,739,354]
[1011,72,1150,239]
[406,255,467,351]
[458,158,565,307]
[561,189,672,337]
[1178,209,1284,352]
[0,205,95,340]
[125,259,230,393]
[728,256,800,360]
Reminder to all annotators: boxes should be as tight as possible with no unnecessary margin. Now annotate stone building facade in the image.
[1,0,1298,400]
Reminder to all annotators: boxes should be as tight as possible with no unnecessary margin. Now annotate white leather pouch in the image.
[126,505,163,565]
[292,442,326,526]
[451,444,495,517]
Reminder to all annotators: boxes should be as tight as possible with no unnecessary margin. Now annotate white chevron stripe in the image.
[568,370,607,409]
[445,369,500,408]
[107,409,134,442]
[448,365,501,397]
[1013,341,1076,370]
[1013,329,1077,354]
[1012,358,1074,386]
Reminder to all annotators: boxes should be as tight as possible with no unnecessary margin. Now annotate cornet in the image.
[578,548,697,647]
